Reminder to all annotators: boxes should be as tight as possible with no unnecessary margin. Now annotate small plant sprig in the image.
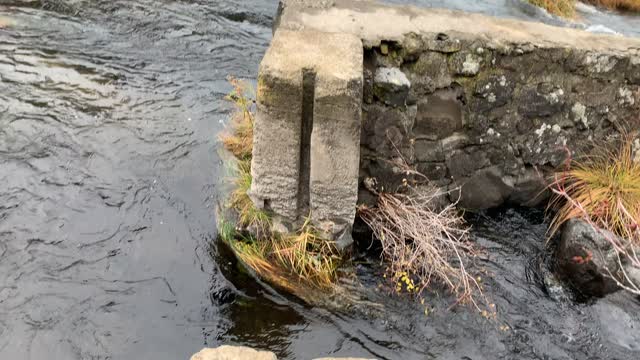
[221,76,255,160]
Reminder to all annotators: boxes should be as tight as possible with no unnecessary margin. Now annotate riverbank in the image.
[529,0,640,17]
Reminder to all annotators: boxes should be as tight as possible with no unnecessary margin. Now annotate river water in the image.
[0,1,639,360]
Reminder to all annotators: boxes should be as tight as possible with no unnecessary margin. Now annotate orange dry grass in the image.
[548,135,640,241]
[583,0,640,12]
[220,76,254,160]
[528,0,576,17]
[228,220,340,290]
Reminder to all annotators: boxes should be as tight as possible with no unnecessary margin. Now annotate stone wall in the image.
[252,0,640,240]
[359,33,640,209]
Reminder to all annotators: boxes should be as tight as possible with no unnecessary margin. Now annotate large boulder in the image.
[555,219,621,297]
[190,346,277,360]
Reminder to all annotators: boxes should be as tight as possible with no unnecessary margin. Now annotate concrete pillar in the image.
[250,29,363,239]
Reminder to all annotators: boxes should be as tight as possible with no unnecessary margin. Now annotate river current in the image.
[1,1,639,359]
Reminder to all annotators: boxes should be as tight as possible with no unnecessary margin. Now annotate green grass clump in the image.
[221,76,254,160]
[229,158,271,237]
[549,135,640,241]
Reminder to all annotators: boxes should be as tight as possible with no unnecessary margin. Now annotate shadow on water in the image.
[1,1,639,360]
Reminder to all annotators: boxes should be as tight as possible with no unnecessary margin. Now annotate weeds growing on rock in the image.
[220,77,341,296]
[221,76,254,160]
[358,185,485,310]
[549,134,640,295]
[224,220,341,292]
[548,134,640,239]
[228,158,272,238]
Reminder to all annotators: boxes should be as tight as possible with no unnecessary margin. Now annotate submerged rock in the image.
[555,219,621,297]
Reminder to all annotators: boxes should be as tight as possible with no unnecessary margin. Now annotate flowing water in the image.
[0,1,639,359]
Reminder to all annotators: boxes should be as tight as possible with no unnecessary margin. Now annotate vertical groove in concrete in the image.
[251,29,363,237]
[297,69,316,220]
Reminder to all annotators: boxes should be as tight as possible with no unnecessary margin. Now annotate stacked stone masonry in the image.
[252,0,640,237]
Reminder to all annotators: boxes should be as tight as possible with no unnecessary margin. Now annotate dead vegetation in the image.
[528,0,640,17]
[528,0,576,18]
[358,185,485,309]
[549,134,640,295]
[583,0,640,12]
[220,77,341,295]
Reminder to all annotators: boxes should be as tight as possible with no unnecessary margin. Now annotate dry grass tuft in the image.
[548,134,640,239]
[220,76,254,160]
[528,0,576,17]
[583,0,640,12]
[358,186,484,309]
[549,134,640,295]
[228,158,272,238]
[220,76,341,294]
[227,220,341,290]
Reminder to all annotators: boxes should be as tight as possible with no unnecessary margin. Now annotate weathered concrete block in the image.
[312,75,363,239]
[190,346,277,360]
[251,29,363,236]
[252,73,303,220]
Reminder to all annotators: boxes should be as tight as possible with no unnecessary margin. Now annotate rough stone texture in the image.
[373,67,410,106]
[251,29,363,239]
[190,346,277,360]
[274,0,640,210]
[555,219,621,297]
[189,346,377,360]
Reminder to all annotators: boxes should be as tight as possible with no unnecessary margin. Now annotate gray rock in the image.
[451,52,482,76]
[555,219,621,297]
[455,166,511,210]
[407,51,452,94]
[373,67,410,106]
[622,264,640,289]
[190,346,277,360]
[314,358,377,360]
[414,87,464,139]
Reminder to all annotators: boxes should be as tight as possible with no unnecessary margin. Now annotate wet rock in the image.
[190,346,277,360]
[373,67,410,106]
[555,219,621,297]
[592,292,640,351]
[622,264,640,289]
[542,266,572,302]
[456,166,511,209]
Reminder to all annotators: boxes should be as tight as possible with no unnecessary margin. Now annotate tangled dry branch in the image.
[359,186,484,309]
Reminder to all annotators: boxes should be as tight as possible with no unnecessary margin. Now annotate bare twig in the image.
[359,185,485,310]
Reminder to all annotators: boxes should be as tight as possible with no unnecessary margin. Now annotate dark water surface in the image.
[1,1,639,360]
